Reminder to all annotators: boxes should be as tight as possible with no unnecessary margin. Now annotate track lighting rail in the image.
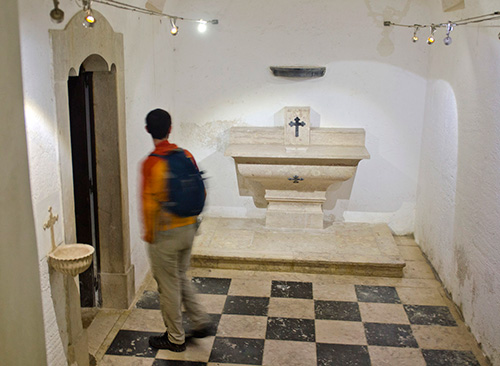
[384,11,500,46]
[92,0,218,24]
[384,11,500,29]
[51,0,218,34]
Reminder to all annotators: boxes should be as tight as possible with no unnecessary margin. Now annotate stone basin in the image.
[226,143,369,192]
[48,244,94,276]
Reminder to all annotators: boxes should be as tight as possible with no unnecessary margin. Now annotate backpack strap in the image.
[149,148,184,158]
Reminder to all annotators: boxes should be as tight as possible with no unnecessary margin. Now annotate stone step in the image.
[191,218,406,278]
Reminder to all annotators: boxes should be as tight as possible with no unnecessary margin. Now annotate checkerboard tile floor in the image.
[92,238,490,366]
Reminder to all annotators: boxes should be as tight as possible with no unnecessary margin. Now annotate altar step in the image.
[191,217,406,278]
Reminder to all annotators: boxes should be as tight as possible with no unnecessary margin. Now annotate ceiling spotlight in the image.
[49,0,64,24]
[444,22,454,46]
[197,20,207,33]
[170,17,179,35]
[427,26,436,45]
[83,9,96,28]
[82,0,96,28]
[412,26,419,42]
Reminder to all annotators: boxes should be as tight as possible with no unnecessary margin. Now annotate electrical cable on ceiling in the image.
[384,11,500,46]
[50,0,218,34]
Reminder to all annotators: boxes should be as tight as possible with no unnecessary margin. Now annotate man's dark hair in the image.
[146,109,172,139]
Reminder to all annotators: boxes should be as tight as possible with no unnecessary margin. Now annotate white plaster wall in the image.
[17,0,175,362]
[0,0,47,364]
[12,0,500,363]
[415,0,500,363]
[17,0,69,362]
[171,0,430,234]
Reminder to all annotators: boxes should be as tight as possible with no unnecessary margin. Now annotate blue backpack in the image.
[150,149,206,217]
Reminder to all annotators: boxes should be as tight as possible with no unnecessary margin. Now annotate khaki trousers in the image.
[147,224,210,344]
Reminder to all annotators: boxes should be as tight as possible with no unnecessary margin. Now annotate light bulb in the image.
[197,20,207,33]
[427,26,436,45]
[83,9,96,28]
[170,18,178,35]
[412,26,419,43]
[443,22,454,46]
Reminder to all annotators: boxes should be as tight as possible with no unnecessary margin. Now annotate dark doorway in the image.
[68,71,101,307]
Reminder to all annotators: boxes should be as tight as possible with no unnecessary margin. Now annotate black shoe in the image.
[190,323,215,339]
[149,333,186,352]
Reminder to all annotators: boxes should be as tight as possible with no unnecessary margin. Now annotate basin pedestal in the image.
[265,190,326,229]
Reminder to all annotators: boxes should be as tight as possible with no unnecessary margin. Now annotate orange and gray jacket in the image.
[140,140,197,243]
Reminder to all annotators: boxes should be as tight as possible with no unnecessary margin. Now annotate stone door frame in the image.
[51,10,134,309]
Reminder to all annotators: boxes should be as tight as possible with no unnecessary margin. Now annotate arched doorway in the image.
[51,11,134,309]
[68,55,121,307]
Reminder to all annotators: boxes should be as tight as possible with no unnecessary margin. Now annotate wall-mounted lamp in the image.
[83,9,96,27]
[83,0,96,28]
[444,22,455,45]
[197,20,208,33]
[49,0,64,23]
[412,26,420,42]
[427,26,436,45]
[170,17,179,35]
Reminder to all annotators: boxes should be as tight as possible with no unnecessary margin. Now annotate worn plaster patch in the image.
[455,246,470,288]
[180,119,245,152]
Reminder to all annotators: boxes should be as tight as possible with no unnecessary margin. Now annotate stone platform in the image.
[191,217,406,277]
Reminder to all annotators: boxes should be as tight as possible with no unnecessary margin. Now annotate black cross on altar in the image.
[289,117,306,137]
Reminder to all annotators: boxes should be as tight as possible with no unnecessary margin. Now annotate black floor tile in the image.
[153,360,207,366]
[266,317,316,342]
[136,290,160,310]
[208,313,222,331]
[404,305,457,326]
[192,277,231,295]
[422,349,481,366]
[315,300,362,321]
[316,343,371,366]
[355,285,401,304]
[364,323,419,348]
[183,313,221,336]
[271,280,313,299]
[222,295,269,316]
[208,337,264,365]
[105,330,160,357]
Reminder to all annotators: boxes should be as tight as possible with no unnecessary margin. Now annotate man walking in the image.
[141,108,211,352]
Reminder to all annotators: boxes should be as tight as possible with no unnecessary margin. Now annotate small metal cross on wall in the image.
[289,117,306,137]
[43,206,59,251]
[288,175,304,183]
